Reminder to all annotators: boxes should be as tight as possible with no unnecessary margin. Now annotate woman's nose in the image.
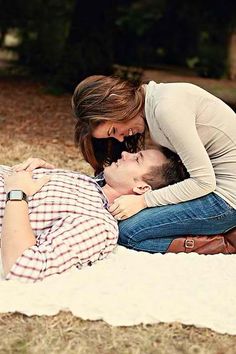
[116,135,125,142]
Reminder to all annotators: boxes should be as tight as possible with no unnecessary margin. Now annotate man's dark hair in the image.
[142,147,189,190]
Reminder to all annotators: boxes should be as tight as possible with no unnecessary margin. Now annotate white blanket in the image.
[1,246,236,335]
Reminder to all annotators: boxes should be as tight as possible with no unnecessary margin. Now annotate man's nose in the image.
[121,151,134,160]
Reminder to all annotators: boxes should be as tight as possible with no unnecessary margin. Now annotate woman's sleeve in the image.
[144,101,216,207]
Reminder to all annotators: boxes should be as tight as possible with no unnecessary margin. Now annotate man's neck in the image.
[102,184,123,204]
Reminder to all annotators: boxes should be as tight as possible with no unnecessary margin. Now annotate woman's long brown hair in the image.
[73,75,146,173]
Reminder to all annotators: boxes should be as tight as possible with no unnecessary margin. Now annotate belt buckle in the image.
[185,239,195,249]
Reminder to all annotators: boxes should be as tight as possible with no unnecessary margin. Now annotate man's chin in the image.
[104,163,117,173]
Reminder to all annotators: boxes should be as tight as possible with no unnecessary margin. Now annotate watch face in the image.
[6,190,28,203]
[9,190,24,200]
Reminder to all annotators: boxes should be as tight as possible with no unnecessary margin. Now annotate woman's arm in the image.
[144,101,216,207]
[109,98,216,219]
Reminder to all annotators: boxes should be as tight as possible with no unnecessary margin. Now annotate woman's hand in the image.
[4,171,51,196]
[12,157,55,172]
[109,194,147,220]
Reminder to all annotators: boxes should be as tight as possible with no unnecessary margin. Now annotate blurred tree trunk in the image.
[228,29,236,80]
[58,0,117,89]
[0,29,7,47]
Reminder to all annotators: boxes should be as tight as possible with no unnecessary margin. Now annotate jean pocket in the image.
[214,204,235,220]
[219,198,233,211]
[211,193,234,212]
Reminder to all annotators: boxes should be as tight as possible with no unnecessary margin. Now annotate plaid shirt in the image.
[0,166,118,282]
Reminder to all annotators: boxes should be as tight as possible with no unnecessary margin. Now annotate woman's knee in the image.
[118,218,136,246]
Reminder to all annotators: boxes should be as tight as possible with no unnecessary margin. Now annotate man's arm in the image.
[2,171,118,283]
[4,214,118,282]
[1,171,50,276]
[13,157,55,172]
[1,201,36,275]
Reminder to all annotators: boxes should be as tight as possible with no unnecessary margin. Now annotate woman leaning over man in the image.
[71,75,236,253]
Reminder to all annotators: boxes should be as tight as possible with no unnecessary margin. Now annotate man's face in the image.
[104,149,167,194]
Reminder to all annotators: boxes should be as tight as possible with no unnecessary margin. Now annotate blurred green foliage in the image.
[0,0,235,89]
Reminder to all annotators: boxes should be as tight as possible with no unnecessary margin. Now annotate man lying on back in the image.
[1,148,235,283]
[1,148,185,282]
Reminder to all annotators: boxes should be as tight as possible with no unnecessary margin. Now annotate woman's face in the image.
[92,115,145,142]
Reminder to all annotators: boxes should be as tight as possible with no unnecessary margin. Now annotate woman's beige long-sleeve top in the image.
[144,81,236,209]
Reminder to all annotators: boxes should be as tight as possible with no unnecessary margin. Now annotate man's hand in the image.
[108,194,147,220]
[13,157,55,172]
[4,171,50,196]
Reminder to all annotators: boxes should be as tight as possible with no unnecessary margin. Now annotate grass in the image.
[1,312,236,354]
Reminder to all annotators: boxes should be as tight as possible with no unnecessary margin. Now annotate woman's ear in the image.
[132,182,152,195]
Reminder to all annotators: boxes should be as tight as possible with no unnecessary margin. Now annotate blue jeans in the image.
[118,193,236,253]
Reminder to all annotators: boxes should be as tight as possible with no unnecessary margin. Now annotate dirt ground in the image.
[0,75,236,354]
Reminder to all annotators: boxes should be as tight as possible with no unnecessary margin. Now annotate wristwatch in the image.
[6,190,28,203]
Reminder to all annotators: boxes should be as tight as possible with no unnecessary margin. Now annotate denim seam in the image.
[192,208,234,221]
[122,237,170,252]
[126,208,234,245]
[127,221,185,245]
